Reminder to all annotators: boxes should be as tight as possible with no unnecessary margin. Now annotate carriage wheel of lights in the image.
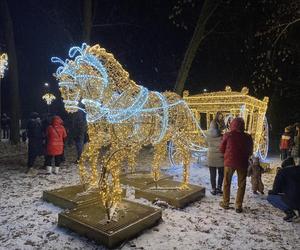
[183,86,269,161]
[51,43,205,220]
[0,53,8,78]
[42,93,56,105]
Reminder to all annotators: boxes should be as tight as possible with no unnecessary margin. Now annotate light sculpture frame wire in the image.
[52,43,205,220]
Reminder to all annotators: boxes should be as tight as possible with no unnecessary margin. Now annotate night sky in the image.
[0,0,299,135]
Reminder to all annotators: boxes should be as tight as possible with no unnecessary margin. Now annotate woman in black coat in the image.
[26,112,44,172]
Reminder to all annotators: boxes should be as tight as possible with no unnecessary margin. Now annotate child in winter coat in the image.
[280,127,293,161]
[45,116,67,174]
[248,156,264,194]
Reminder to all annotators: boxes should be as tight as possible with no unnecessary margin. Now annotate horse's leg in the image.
[152,140,167,188]
[78,143,89,188]
[179,145,190,190]
[99,146,126,221]
[80,123,103,189]
[127,145,141,173]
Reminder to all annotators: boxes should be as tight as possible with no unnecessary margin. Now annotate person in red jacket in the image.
[45,116,67,174]
[279,126,293,161]
[219,117,253,213]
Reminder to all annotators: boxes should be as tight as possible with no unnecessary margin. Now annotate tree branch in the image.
[93,22,142,29]
[272,18,300,46]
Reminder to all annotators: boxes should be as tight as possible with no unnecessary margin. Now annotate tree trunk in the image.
[0,0,20,144]
[174,0,218,95]
[82,0,93,44]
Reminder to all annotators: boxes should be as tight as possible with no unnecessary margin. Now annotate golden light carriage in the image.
[183,86,269,160]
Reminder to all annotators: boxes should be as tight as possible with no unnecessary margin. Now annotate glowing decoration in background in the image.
[51,43,205,220]
[0,53,8,78]
[42,93,56,105]
[183,86,269,160]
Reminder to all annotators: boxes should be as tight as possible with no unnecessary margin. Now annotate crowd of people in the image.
[206,113,300,222]
[24,106,88,175]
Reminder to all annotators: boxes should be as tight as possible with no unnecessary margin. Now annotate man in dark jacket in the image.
[267,166,300,222]
[72,102,88,162]
[219,117,253,213]
[26,112,44,173]
[1,113,10,139]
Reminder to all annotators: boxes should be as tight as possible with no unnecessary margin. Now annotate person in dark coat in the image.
[267,165,300,222]
[41,113,52,167]
[1,113,10,139]
[26,112,44,173]
[206,118,224,195]
[72,103,88,162]
[219,117,253,213]
[292,123,300,165]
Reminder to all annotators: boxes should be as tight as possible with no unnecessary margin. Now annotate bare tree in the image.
[243,0,300,95]
[172,0,220,95]
[82,0,93,43]
[0,0,20,144]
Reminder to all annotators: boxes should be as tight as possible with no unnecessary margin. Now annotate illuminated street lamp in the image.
[42,93,56,113]
[0,53,8,136]
[0,53,8,79]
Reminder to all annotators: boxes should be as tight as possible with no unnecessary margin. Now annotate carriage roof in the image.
[183,86,268,113]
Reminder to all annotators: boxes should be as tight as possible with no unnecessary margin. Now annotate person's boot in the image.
[216,187,223,195]
[53,167,60,175]
[219,201,229,210]
[46,166,52,175]
[283,210,296,222]
[235,207,243,213]
[26,168,34,175]
[211,188,217,195]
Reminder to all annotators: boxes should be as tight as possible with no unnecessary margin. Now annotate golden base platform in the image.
[120,171,173,189]
[135,179,205,208]
[43,185,100,209]
[58,199,162,249]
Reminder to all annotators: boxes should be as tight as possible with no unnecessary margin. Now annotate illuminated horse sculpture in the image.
[52,43,204,219]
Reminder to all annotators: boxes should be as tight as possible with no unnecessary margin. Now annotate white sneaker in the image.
[46,166,52,174]
[53,167,60,174]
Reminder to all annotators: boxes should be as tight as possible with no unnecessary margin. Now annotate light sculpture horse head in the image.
[51,43,110,121]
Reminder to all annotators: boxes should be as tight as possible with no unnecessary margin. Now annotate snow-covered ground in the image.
[0,143,299,250]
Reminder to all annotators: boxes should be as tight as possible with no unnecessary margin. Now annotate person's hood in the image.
[230,117,245,132]
[52,116,63,126]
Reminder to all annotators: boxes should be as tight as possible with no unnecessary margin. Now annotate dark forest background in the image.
[0,0,299,151]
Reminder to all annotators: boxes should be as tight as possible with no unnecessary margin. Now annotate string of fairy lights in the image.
[52,43,205,219]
